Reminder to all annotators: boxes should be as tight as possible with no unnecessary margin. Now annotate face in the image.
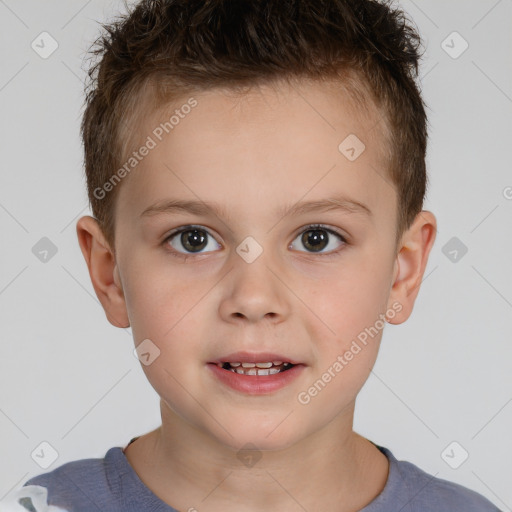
[109,79,401,451]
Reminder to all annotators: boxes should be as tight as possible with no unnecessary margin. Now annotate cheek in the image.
[298,275,387,413]
[122,259,208,346]
[123,266,209,404]
[303,258,392,363]
[310,264,390,326]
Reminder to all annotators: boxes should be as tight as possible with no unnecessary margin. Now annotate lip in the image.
[209,351,303,365]
[207,362,305,395]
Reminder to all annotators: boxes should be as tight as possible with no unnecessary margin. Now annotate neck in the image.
[124,400,389,512]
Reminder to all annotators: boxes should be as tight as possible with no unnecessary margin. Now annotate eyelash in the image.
[162,224,348,260]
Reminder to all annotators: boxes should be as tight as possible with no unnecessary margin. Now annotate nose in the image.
[218,253,290,324]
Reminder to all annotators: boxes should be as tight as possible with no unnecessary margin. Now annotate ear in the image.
[386,210,437,324]
[76,215,130,328]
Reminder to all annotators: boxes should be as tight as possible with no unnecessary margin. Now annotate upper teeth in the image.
[236,361,286,368]
[217,361,289,368]
[217,361,292,376]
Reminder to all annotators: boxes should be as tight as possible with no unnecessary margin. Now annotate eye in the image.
[164,225,221,256]
[163,223,347,259]
[289,224,346,255]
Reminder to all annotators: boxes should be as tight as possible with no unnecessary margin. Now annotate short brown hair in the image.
[81,0,428,252]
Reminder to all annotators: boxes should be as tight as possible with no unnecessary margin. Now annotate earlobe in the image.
[386,211,437,325]
[76,216,130,328]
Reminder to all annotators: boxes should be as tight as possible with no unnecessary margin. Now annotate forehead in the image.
[116,78,395,229]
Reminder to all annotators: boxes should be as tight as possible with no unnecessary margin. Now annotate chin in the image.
[209,418,305,454]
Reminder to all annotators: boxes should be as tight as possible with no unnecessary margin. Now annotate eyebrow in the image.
[140,195,372,221]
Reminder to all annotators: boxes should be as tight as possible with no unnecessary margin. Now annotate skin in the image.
[76,78,437,512]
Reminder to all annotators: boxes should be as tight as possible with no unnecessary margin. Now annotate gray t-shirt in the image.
[15,441,501,512]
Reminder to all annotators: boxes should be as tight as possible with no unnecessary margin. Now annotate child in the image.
[10,0,501,510]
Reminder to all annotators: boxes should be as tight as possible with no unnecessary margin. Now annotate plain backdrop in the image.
[0,0,511,509]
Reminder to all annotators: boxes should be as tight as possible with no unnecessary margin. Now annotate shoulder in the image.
[376,446,502,512]
[19,447,124,512]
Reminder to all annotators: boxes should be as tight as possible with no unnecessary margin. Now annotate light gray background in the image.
[0,0,511,509]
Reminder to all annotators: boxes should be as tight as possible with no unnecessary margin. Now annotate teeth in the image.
[228,361,289,368]
[234,367,275,376]
[226,364,293,376]
[255,362,273,368]
[215,360,296,375]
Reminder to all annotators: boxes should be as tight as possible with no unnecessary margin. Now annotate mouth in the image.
[215,361,296,376]
[207,352,305,393]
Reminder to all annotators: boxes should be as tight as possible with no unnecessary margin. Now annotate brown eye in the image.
[290,225,346,254]
[179,229,207,252]
[165,226,221,254]
[301,228,328,252]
